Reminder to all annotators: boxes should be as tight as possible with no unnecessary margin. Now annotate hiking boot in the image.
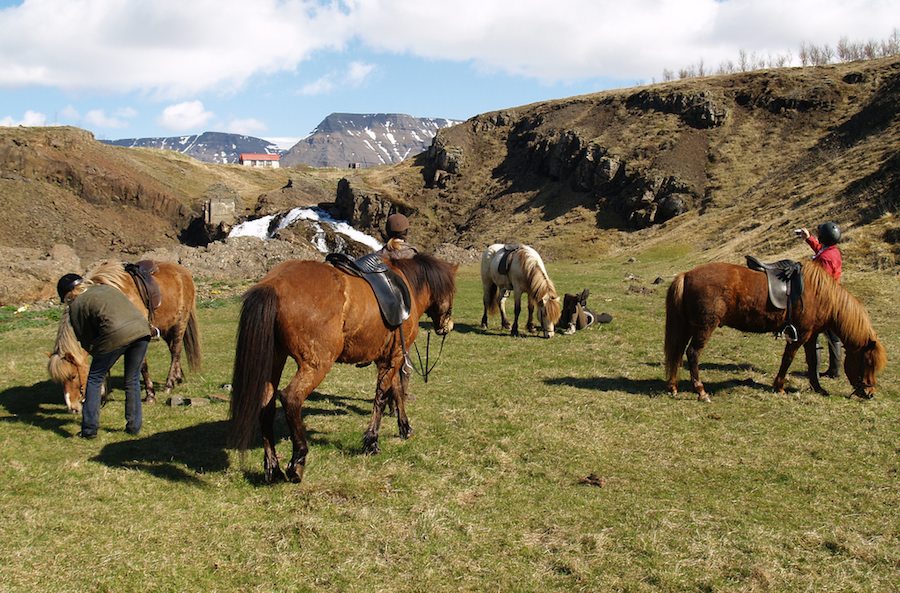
[76,431,97,439]
[820,368,839,379]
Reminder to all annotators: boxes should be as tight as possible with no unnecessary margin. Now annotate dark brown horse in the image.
[665,261,886,401]
[229,253,457,483]
[48,260,201,412]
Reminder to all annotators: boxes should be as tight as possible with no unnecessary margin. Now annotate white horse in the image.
[480,244,562,338]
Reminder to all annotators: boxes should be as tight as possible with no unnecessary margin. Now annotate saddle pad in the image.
[327,253,411,328]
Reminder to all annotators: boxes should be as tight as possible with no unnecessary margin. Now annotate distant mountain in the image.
[102,131,281,165]
[281,113,461,168]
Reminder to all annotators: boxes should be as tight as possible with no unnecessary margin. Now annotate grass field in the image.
[0,249,897,593]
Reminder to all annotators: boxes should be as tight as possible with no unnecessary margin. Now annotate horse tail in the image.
[183,301,202,371]
[664,273,689,383]
[486,282,500,314]
[229,284,278,452]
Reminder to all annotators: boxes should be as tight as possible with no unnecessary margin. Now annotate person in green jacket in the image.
[57,273,151,439]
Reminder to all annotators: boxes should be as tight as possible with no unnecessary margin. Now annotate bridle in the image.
[396,306,451,384]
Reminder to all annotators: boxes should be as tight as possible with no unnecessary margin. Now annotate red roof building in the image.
[239,153,281,168]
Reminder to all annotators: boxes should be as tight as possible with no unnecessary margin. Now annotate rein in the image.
[397,325,448,384]
[412,330,447,383]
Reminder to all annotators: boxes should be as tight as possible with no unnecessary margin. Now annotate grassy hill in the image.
[0,57,896,280]
[353,56,898,268]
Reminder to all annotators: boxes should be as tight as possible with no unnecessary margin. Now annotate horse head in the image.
[537,293,562,338]
[47,350,87,414]
[844,337,887,399]
[424,263,458,336]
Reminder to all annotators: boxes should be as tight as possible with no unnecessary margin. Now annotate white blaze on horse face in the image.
[539,297,555,338]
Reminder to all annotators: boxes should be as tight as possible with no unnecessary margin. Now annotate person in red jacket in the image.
[799,221,842,378]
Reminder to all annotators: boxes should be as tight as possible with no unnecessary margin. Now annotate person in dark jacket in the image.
[376,213,418,260]
[798,221,843,378]
[57,273,151,438]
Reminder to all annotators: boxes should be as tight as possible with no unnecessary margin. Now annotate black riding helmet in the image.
[385,213,410,238]
[56,273,83,302]
[817,221,841,246]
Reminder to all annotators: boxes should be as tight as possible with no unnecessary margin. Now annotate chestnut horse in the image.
[665,261,886,401]
[480,244,562,338]
[229,253,457,484]
[47,260,201,412]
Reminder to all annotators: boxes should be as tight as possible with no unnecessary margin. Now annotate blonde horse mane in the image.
[802,262,881,350]
[85,260,131,292]
[47,306,88,382]
[514,247,562,324]
[48,260,130,383]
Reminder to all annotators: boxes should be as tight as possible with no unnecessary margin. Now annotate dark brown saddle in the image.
[745,256,803,310]
[124,260,162,322]
[746,256,803,341]
[497,244,522,275]
[326,252,411,328]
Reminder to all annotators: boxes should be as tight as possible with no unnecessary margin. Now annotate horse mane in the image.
[515,247,562,323]
[48,260,130,384]
[47,307,87,382]
[391,253,457,304]
[85,260,131,291]
[802,262,880,349]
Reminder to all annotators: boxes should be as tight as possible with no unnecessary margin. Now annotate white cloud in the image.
[347,61,376,85]
[299,76,336,96]
[0,0,895,94]
[299,60,376,96]
[59,105,80,120]
[84,108,132,128]
[265,136,303,149]
[347,0,899,81]
[0,110,47,126]
[158,101,214,131]
[0,0,351,97]
[225,117,268,136]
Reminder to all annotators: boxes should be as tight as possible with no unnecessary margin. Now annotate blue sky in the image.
[0,0,896,148]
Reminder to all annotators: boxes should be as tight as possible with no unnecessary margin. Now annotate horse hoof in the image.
[399,424,413,440]
[286,465,305,483]
[698,394,711,403]
[363,434,380,455]
[265,466,287,484]
[143,395,157,404]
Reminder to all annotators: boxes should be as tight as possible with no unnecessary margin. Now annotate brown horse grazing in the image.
[229,253,457,484]
[665,261,887,402]
[47,260,201,412]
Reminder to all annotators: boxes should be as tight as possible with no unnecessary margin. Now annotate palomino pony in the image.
[665,261,887,401]
[229,253,457,484]
[47,260,201,412]
[481,244,562,338]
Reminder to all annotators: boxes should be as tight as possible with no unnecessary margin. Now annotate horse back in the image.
[260,259,389,363]
[144,261,196,332]
[682,262,783,331]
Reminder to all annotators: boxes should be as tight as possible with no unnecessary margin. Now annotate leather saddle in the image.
[745,256,803,310]
[497,243,522,275]
[326,252,411,328]
[124,260,162,320]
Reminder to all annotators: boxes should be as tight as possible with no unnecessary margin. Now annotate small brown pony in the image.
[665,261,887,401]
[47,260,201,412]
[480,243,562,338]
[229,253,457,484]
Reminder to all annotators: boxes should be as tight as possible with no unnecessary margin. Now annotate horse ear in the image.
[63,352,78,364]
[865,340,877,352]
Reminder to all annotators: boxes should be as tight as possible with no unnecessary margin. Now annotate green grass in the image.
[0,251,897,593]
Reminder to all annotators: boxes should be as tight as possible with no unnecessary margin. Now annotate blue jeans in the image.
[81,337,150,436]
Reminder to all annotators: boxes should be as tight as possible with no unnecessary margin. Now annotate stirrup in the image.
[782,324,798,343]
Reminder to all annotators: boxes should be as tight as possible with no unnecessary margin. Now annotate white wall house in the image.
[239,153,281,168]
